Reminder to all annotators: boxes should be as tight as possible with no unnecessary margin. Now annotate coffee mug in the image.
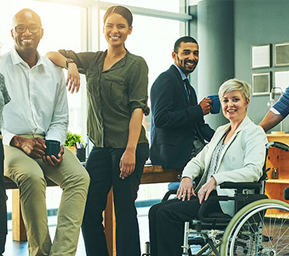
[208,95,221,114]
[45,140,60,158]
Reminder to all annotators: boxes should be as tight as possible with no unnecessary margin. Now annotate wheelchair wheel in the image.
[220,199,289,256]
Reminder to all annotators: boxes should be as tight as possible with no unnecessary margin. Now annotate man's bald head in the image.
[12,8,42,28]
[11,8,43,66]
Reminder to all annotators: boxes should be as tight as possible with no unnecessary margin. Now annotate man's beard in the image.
[177,56,197,74]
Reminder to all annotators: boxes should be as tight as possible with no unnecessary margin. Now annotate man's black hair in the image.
[174,36,198,53]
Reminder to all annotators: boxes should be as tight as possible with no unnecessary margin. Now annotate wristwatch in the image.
[66,58,75,69]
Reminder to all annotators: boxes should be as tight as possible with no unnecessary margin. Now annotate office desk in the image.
[104,165,182,256]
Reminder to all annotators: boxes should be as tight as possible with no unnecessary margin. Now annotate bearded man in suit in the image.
[150,36,214,169]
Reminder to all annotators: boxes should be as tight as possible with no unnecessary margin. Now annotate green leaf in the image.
[64,131,83,147]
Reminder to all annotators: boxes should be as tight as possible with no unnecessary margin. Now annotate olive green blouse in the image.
[59,49,149,148]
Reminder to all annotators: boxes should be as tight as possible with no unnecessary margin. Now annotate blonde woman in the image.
[148,79,267,256]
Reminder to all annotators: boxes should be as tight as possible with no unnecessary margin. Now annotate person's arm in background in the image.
[46,51,80,93]
[259,85,289,132]
[259,110,284,132]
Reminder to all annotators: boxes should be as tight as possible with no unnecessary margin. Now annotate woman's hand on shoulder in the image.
[67,63,80,93]
[177,177,195,201]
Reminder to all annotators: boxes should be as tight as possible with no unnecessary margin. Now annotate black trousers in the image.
[0,139,7,255]
[148,190,222,256]
[82,143,149,256]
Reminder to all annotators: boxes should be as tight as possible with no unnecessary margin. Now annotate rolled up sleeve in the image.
[128,58,150,116]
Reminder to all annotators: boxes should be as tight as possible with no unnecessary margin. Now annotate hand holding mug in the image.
[45,140,60,158]
[207,95,220,114]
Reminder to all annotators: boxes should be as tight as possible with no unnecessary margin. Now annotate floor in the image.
[3,207,151,256]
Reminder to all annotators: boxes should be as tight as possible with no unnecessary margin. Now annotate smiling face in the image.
[172,42,199,76]
[103,13,132,48]
[11,9,43,56]
[221,90,250,124]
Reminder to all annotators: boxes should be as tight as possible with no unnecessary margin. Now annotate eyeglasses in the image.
[15,25,41,33]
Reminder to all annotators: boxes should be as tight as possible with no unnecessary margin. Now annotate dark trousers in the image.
[148,190,221,256]
[0,139,7,255]
[82,143,149,256]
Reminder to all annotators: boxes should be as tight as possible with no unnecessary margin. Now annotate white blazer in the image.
[182,116,268,216]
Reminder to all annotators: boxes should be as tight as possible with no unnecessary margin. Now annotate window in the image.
[101,0,186,13]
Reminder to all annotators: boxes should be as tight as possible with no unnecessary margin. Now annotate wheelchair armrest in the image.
[197,192,268,224]
[197,195,232,223]
[161,189,177,201]
[220,182,261,191]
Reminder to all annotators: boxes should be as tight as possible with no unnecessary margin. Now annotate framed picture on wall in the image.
[274,42,289,66]
[252,72,271,96]
[251,44,271,69]
[274,70,289,92]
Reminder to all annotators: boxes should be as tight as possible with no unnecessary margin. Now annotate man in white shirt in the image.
[0,8,90,256]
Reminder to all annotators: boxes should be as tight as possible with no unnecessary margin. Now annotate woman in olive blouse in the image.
[46,6,149,256]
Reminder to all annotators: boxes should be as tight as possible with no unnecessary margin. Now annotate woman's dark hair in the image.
[103,6,133,27]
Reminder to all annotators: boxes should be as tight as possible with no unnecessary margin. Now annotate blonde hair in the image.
[218,78,251,101]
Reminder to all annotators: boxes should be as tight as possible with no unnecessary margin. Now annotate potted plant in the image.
[65,131,83,153]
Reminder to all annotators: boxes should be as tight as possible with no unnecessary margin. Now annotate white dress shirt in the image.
[0,48,68,145]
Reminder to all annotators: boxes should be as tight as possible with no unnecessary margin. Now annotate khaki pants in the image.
[4,136,90,256]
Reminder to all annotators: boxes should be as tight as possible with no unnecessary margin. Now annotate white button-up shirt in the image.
[0,48,68,145]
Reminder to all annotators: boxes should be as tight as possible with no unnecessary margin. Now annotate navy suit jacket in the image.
[150,65,214,169]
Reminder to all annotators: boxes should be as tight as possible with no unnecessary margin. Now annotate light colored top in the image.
[0,48,68,145]
[206,132,226,182]
[182,116,267,216]
[0,73,10,128]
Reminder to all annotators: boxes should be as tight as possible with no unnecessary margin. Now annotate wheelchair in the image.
[181,141,289,256]
[143,141,289,256]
